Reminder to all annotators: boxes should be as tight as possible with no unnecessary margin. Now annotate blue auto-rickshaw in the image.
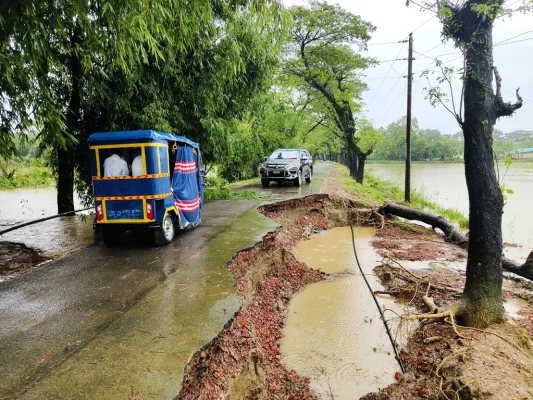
[88,130,204,245]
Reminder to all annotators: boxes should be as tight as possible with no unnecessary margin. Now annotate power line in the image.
[411,15,436,33]
[495,36,533,46]
[495,29,533,45]
[502,88,533,104]
[366,74,407,81]
[368,40,408,46]
[371,67,408,117]
[382,83,407,118]
[368,42,406,106]
[416,42,444,57]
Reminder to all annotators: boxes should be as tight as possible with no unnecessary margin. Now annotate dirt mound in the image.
[373,224,467,262]
[366,261,533,400]
[362,321,533,400]
[0,241,48,276]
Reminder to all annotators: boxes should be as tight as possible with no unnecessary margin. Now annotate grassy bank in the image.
[0,166,54,190]
[204,187,265,201]
[335,165,468,228]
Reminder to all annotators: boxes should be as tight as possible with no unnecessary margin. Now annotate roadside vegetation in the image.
[370,117,533,163]
[0,141,53,189]
[334,164,469,228]
[204,174,264,202]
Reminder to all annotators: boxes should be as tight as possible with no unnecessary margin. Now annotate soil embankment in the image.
[0,242,48,277]
[177,194,383,399]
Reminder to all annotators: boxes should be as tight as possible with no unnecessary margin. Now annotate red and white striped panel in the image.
[174,161,198,173]
[174,197,201,212]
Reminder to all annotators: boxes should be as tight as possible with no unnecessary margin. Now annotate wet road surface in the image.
[0,162,333,399]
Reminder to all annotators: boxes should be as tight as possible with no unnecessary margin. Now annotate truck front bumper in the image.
[260,169,299,180]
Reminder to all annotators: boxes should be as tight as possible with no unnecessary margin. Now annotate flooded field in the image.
[368,162,533,248]
[0,188,93,258]
[283,227,406,399]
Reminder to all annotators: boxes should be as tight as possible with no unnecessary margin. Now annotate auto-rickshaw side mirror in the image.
[263,156,268,162]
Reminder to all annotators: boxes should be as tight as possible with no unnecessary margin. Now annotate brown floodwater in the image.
[368,162,533,250]
[283,227,411,399]
[0,188,93,258]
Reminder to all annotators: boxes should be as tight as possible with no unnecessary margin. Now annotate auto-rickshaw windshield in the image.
[271,150,299,160]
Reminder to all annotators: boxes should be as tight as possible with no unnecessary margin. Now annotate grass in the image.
[337,165,469,228]
[225,177,261,188]
[0,166,54,190]
[392,219,425,234]
[518,329,531,349]
[204,187,265,202]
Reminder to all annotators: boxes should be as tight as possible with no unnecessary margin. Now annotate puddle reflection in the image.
[282,227,413,399]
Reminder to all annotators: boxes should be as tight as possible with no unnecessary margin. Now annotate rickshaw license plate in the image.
[272,171,280,174]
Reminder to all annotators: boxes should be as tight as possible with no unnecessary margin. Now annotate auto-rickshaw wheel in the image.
[102,226,120,246]
[153,214,175,246]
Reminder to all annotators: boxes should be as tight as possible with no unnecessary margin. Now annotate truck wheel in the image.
[294,170,302,187]
[261,179,270,187]
[103,226,120,246]
[306,169,312,183]
[153,214,175,246]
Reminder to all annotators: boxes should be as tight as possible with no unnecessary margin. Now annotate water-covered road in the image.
[0,163,332,399]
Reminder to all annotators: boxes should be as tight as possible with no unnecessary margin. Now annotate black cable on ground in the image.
[0,207,93,236]
[350,225,406,375]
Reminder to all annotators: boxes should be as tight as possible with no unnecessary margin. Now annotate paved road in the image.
[0,162,333,399]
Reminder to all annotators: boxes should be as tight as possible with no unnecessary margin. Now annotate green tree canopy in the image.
[283,0,375,182]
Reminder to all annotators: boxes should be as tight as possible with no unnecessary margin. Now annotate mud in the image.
[372,224,468,262]
[177,194,384,399]
[363,239,533,400]
[0,242,48,278]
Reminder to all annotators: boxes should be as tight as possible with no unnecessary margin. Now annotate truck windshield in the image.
[270,150,299,160]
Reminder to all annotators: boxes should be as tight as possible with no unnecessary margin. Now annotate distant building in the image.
[506,148,533,160]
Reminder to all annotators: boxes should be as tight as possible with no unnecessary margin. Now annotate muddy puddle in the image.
[505,297,528,319]
[282,227,407,399]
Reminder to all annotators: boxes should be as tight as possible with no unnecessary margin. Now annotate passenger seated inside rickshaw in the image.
[99,147,146,177]
[103,148,128,177]
[131,149,143,176]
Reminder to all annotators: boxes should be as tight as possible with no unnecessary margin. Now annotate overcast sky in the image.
[282,0,533,135]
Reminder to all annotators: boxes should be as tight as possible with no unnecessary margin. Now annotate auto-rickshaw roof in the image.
[88,130,199,149]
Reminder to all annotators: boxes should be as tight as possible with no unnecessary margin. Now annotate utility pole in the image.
[405,33,413,203]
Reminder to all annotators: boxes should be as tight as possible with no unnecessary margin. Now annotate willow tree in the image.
[410,0,529,327]
[1,0,286,213]
[284,0,376,183]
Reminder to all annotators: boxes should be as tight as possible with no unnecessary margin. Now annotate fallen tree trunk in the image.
[379,202,468,244]
[502,252,533,281]
[379,202,533,280]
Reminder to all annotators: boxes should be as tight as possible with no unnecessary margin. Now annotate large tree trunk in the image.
[356,157,365,184]
[458,8,504,327]
[345,145,358,178]
[57,28,82,214]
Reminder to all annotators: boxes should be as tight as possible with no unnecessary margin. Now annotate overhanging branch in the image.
[493,67,523,118]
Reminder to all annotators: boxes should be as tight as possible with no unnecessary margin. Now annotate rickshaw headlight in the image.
[96,204,103,221]
[146,203,153,220]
